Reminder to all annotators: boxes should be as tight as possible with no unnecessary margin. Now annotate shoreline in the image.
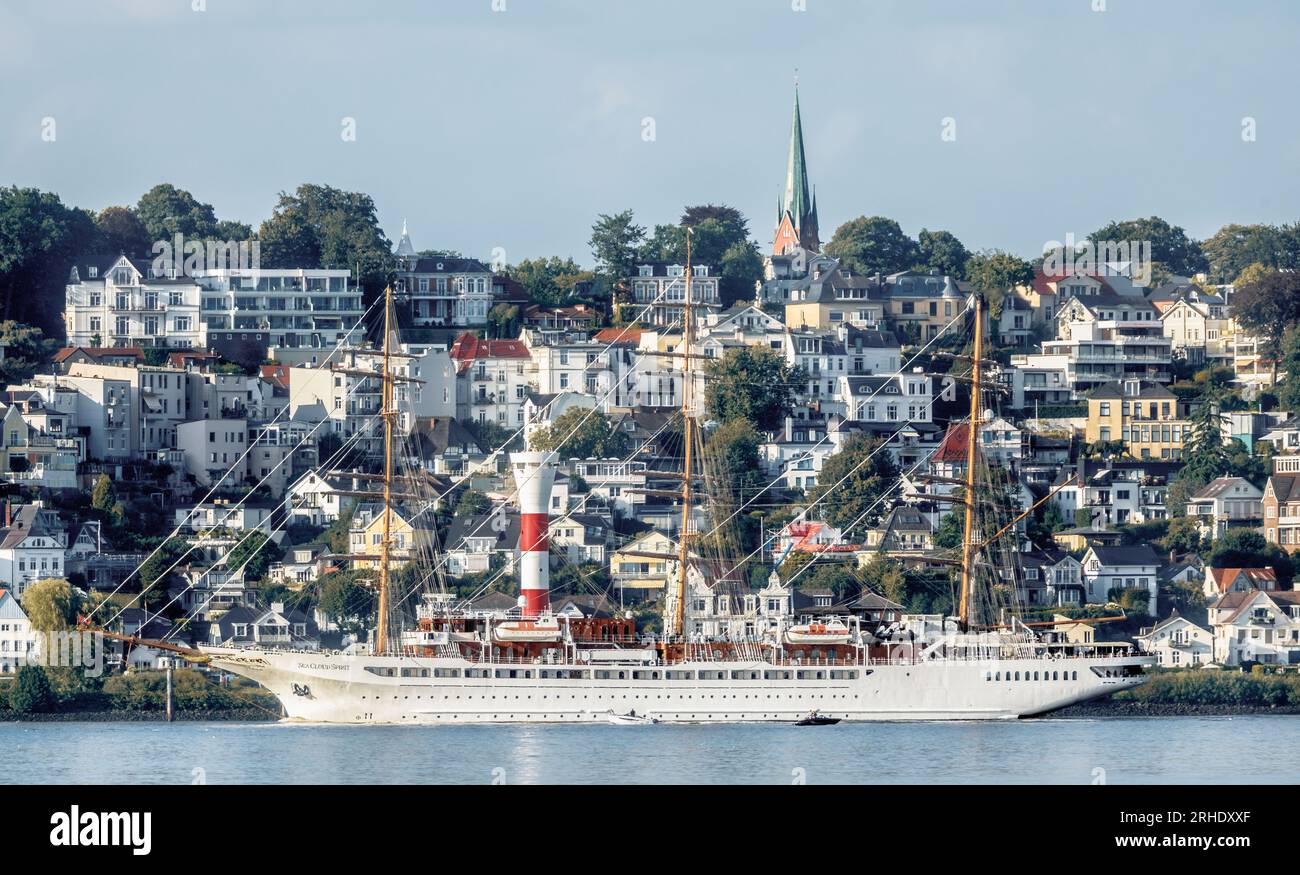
[0,709,279,723]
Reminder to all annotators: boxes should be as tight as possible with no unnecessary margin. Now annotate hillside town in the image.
[1,87,1299,681]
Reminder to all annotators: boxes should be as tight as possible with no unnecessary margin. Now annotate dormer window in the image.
[88,267,98,278]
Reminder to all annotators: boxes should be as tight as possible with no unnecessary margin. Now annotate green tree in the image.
[1201,223,1300,283]
[455,488,491,517]
[530,407,627,459]
[94,206,152,256]
[934,512,963,549]
[1087,216,1208,278]
[0,321,58,385]
[806,434,900,532]
[1209,528,1295,586]
[824,216,920,276]
[506,256,587,307]
[135,183,219,242]
[8,666,54,713]
[485,303,521,338]
[1232,269,1300,383]
[91,473,117,514]
[703,345,804,432]
[258,184,393,296]
[226,532,280,581]
[318,571,375,630]
[917,229,970,278]
[0,186,100,331]
[589,209,646,281]
[966,250,1034,317]
[325,507,356,555]
[858,555,909,606]
[20,578,79,632]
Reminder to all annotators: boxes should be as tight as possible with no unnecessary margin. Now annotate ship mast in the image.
[376,284,396,655]
[958,295,983,630]
[668,229,696,641]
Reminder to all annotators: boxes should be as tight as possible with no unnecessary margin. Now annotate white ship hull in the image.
[205,647,1151,724]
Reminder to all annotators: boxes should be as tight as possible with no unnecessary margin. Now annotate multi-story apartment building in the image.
[1157,287,1229,365]
[176,418,249,487]
[65,256,205,349]
[780,259,887,329]
[1004,354,1072,409]
[65,257,364,357]
[834,372,933,425]
[395,254,496,327]
[883,270,971,342]
[1044,291,1171,395]
[289,344,454,457]
[1085,381,1189,460]
[448,333,532,429]
[623,262,720,328]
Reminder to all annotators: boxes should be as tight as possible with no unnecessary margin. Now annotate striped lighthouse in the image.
[511,451,558,618]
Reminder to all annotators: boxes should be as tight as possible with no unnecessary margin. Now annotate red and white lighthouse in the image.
[511,451,558,618]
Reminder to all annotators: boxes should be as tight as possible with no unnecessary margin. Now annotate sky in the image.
[4,0,1300,266]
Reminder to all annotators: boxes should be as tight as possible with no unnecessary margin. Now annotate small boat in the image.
[784,620,852,645]
[795,710,840,726]
[493,617,563,643]
[606,710,658,725]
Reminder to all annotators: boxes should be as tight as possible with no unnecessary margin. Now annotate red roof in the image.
[448,332,530,372]
[260,363,291,389]
[167,350,221,369]
[53,346,145,363]
[1207,567,1277,594]
[1031,266,1114,297]
[592,327,643,345]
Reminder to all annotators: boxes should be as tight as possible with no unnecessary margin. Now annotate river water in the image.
[2,716,1296,784]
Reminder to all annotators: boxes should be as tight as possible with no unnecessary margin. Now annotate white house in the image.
[284,469,356,526]
[1185,477,1263,539]
[1081,544,1161,613]
[1208,589,1300,666]
[0,587,36,673]
[1137,612,1214,668]
[0,505,68,597]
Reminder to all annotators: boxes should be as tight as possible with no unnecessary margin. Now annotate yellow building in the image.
[1085,381,1190,461]
[348,504,427,570]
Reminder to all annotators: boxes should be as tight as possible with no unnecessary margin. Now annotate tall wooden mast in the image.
[670,229,696,640]
[376,284,395,655]
[958,295,983,629]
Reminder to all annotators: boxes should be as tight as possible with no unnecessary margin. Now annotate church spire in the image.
[774,79,820,255]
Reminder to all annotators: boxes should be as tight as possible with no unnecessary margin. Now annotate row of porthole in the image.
[984,670,1078,681]
[393,713,840,721]
[360,692,861,701]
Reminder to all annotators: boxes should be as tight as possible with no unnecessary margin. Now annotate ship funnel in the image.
[511,451,558,618]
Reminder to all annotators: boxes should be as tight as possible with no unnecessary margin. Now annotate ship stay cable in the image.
[103,278,689,652]
[83,294,385,625]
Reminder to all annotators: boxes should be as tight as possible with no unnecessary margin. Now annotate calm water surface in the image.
[2,716,1297,784]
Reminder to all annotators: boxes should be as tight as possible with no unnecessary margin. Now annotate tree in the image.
[91,473,117,514]
[0,186,101,331]
[966,250,1034,317]
[824,216,920,276]
[589,209,645,281]
[485,303,521,338]
[94,206,152,256]
[703,345,804,432]
[806,434,900,532]
[506,257,587,307]
[1181,392,1228,485]
[135,183,219,242]
[858,555,909,606]
[934,512,963,549]
[8,666,54,713]
[1201,223,1300,283]
[20,578,79,632]
[318,571,375,630]
[917,229,970,278]
[1209,528,1295,586]
[639,207,763,307]
[258,184,393,298]
[0,321,58,385]
[1162,516,1206,555]
[455,488,491,517]
[1232,269,1300,383]
[226,532,280,581]
[1087,216,1208,278]
[530,407,627,459]
[325,507,355,555]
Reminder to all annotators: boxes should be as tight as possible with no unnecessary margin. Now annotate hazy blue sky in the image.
[4,0,1300,265]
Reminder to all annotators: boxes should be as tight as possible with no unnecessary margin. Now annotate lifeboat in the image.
[784,620,852,645]
[493,617,563,643]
